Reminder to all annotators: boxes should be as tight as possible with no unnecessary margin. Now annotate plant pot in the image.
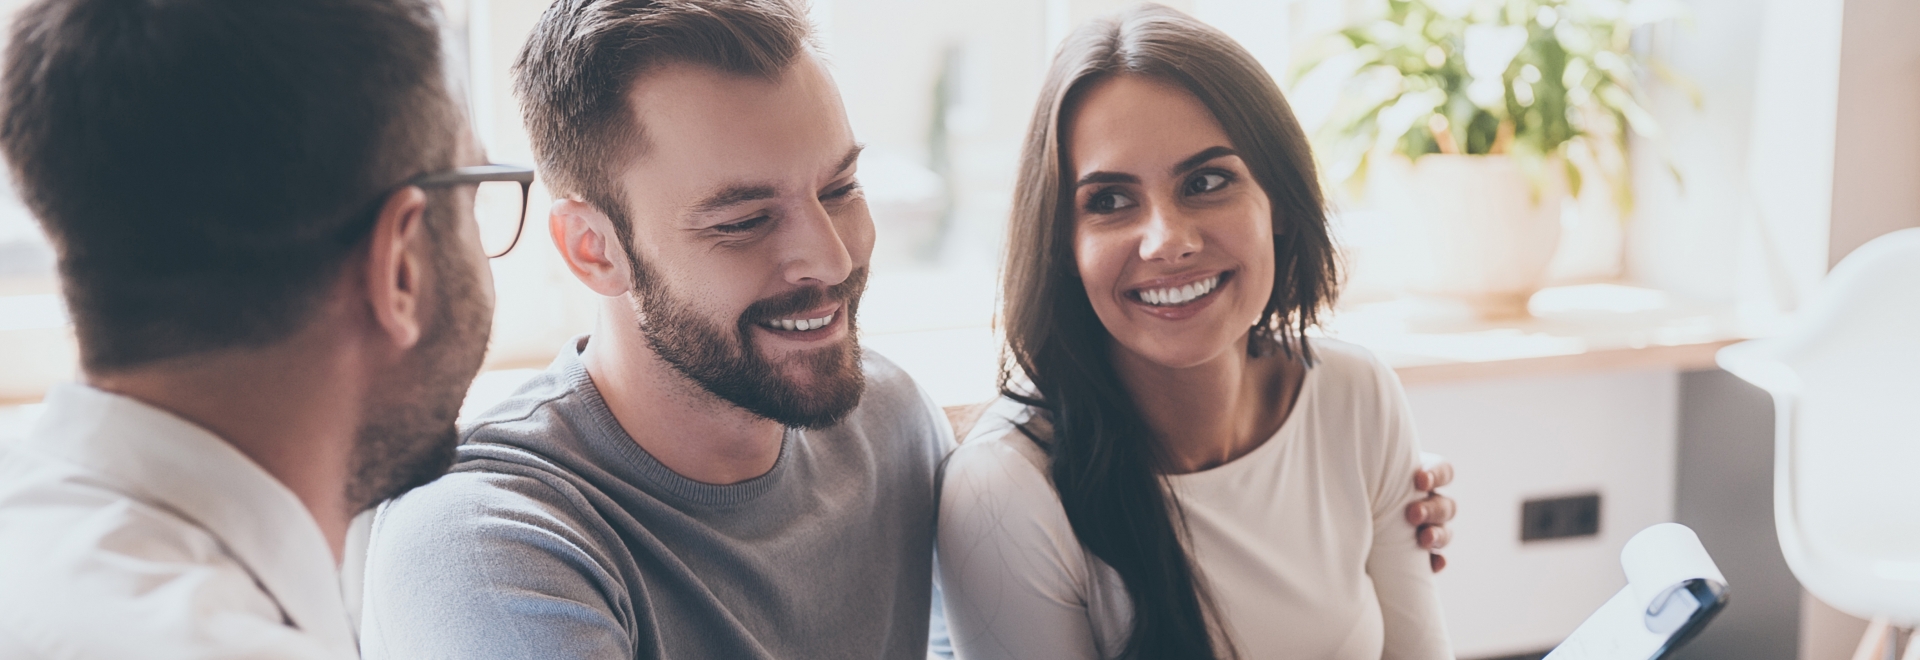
[1374,154,1566,319]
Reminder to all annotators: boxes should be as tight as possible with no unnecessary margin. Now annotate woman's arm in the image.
[1367,366,1456,660]
[937,434,1108,660]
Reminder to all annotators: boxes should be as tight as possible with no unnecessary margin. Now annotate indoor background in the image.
[2,0,1915,658]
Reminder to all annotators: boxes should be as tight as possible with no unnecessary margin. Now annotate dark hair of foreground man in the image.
[1,0,457,372]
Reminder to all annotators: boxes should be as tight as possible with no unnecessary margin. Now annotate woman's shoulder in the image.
[939,398,1085,564]
[947,396,1054,487]
[1305,337,1393,378]
[1294,339,1422,505]
[1301,338,1404,407]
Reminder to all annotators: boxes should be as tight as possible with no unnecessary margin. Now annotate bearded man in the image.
[359,1,944,658]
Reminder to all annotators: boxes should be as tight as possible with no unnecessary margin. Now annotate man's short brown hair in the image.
[513,0,814,250]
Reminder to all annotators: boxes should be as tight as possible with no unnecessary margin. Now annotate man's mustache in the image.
[739,267,869,326]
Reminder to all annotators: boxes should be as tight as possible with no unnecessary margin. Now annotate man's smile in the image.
[753,303,845,340]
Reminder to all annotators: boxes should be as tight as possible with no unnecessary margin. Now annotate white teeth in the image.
[765,313,835,332]
[1136,275,1220,307]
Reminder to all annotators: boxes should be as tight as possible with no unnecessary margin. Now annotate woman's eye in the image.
[1086,190,1136,213]
[1186,172,1230,195]
[714,216,770,234]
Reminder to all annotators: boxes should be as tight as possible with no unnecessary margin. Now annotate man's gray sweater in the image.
[358,337,951,659]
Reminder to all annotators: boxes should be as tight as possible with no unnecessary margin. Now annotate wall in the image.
[1405,370,1679,658]
[1671,369,1799,660]
[1829,0,1920,266]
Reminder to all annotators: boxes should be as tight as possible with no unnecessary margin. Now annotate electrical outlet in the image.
[1521,493,1601,542]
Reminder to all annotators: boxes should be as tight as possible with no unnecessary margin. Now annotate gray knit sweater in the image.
[358,336,951,659]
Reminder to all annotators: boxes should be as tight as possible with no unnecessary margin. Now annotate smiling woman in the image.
[1067,76,1287,370]
[935,5,1451,660]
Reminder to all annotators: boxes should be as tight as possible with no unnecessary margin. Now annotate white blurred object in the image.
[1739,0,1844,322]
[1545,523,1728,660]
[458,368,542,424]
[1463,24,1528,108]
[0,403,47,447]
[0,294,78,401]
[1716,229,1920,645]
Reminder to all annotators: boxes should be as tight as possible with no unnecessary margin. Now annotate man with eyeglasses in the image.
[0,1,524,657]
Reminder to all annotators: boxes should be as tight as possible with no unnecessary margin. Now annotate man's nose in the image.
[779,198,854,287]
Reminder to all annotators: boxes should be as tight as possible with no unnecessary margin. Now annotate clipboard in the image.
[1543,523,1730,660]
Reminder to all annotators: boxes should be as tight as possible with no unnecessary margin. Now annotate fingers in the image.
[1417,523,1451,551]
[1404,493,1458,526]
[1408,458,1459,572]
[1414,458,1456,492]
[1429,493,1458,524]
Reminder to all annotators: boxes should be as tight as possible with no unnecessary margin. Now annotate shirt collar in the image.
[19,383,359,656]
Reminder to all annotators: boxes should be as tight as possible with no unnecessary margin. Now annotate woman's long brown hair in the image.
[998,5,1339,658]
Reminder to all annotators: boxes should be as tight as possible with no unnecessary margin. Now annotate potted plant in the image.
[1296,0,1684,318]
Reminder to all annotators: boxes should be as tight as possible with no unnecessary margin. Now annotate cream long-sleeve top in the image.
[936,340,1451,660]
[0,384,357,660]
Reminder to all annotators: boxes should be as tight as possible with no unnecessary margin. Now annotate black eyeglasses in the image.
[411,164,537,258]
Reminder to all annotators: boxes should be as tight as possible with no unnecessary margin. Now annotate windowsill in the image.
[1325,283,1760,386]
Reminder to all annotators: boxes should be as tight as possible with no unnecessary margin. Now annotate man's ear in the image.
[550,198,633,297]
[364,186,430,351]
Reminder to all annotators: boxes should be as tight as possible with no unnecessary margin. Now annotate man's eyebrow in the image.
[684,144,866,216]
[688,183,780,215]
[1171,146,1237,177]
[830,144,865,177]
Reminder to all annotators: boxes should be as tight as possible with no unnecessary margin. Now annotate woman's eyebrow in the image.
[1074,146,1238,188]
[1170,146,1237,177]
[1075,171,1139,187]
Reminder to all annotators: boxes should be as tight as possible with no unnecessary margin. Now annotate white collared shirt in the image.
[0,384,358,659]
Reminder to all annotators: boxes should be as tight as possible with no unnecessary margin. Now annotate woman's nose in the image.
[1137,202,1201,263]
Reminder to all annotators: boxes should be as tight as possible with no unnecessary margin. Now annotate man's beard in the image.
[629,255,867,430]
[344,212,493,512]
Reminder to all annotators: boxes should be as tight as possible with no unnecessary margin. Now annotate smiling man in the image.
[356,1,947,658]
